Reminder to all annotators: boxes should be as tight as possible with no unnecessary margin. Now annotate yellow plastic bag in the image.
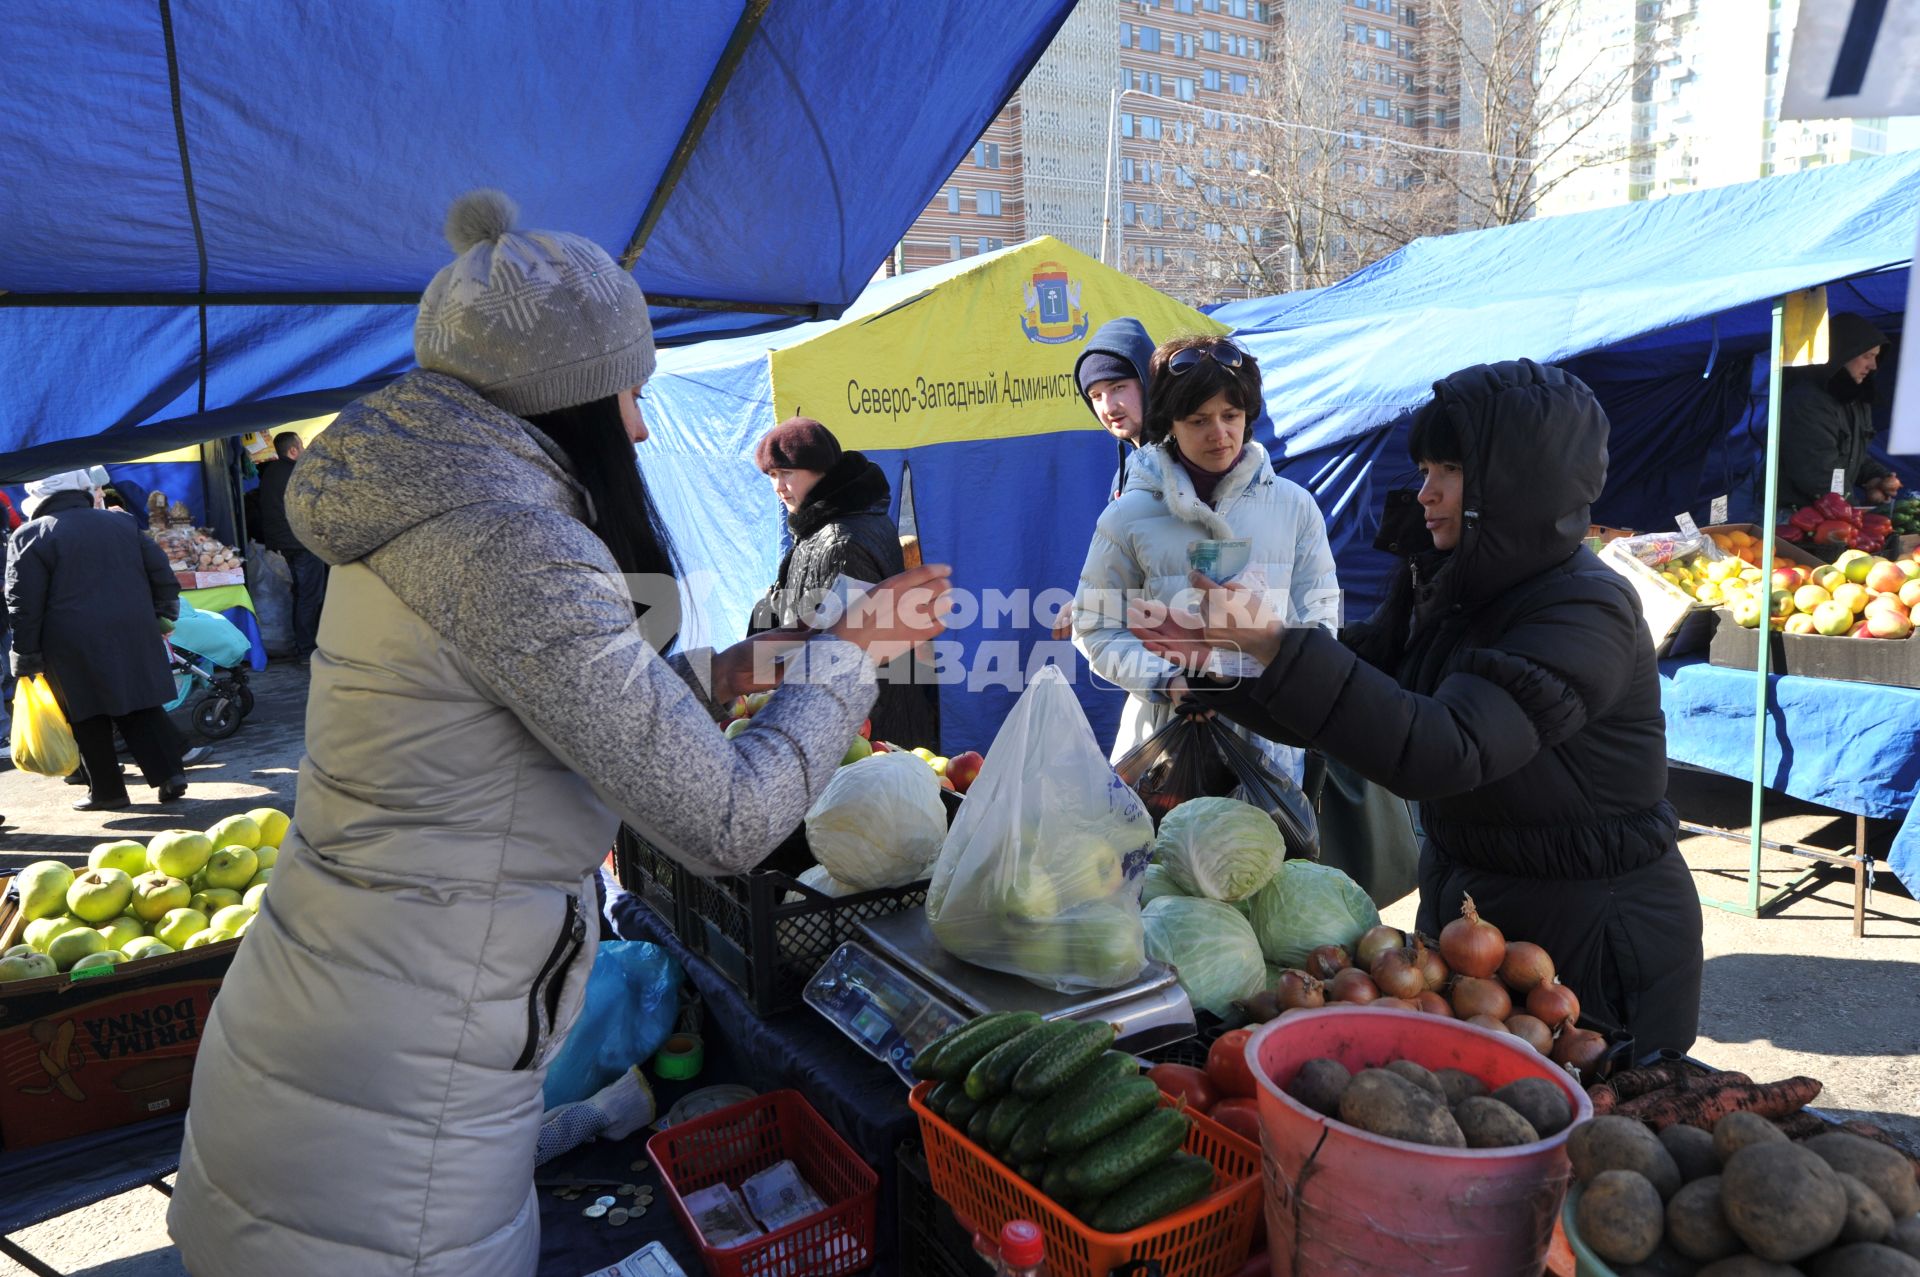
[11,675,79,778]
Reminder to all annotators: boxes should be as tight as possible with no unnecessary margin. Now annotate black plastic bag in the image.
[1114,707,1319,859]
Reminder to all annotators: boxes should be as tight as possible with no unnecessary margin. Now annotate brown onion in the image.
[1450,975,1513,1021]
[1275,969,1325,1011]
[1306,944,1351,981]
[1551,1027,1609,1075]
[1412,935,1450,991]
[1498,941,1555,994]
[1466,1014,1509,1032]
[1328,968,1380,1004]
[1374,997,1421,1011]
[1369,947,1426,1001]
[1235,990,1282,1022]
[1505,1014,1554,1054]
[1354,925,1405,971]
[1526,979,1580,1030]
[1439,894,1506,978]
[1415,990,1453,1017]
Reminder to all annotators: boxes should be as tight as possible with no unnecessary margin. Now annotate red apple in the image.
[870,741,892,753]
[1868,609,1914,639]
[1865,594,1910,622]
[944,750,985,794]
[1899,579,1920,610]
[726,696,752,721]
[856,718,871,740]
[1770,567,1804,592]
[1866,561,1909,595]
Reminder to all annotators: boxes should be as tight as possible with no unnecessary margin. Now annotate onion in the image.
[1438,893,1506,979]
[1306,944,1351,981]
[1505,1014,1554,1054]
[1415,990,1453,1017]
[1234,990,1282,1022]
[1275,969,1325,1011]
[1354,925,1405,971]
[1466,1014,1509,1033]
[1551,1027,1609,1075]
[1369,948,1426,1000]
[1328,968,1380,1004]
[1375,997,1421,1011]
[1449,975,1513,1022]
[1526,979,1580,1030]
[1498,941,1555,994]
[1412,935,1450,991]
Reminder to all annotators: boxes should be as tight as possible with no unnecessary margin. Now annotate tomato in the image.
[1147,1063,1217,1114]
[1206,1027,1259,1099]
[1209,1097,1263,1146]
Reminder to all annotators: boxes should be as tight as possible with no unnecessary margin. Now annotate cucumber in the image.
[1012,1018,1116,1098]
[913,1011,1042,1081]
[1017,1161,1046,1184]
[1041,1161,1079,1208]
[943,1091,982,1128]
[1045,1074,1162,1155]
[926,1079,965,1119]
[984,1095,1037,1155]
[1022,1052,1140,1162]
[967,1097,1000,1146]
[964,1019,1071,1101]
[1086,1152,1216,1234]
[1061,1108,1191,1201]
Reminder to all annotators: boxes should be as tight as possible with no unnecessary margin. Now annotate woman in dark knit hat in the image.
[753,417,939,750]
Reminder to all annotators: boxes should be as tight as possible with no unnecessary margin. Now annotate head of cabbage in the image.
[1153,796,1284,903]
[804,752,946,890]
[1142,895,1265,1017]
[1242,860,1379,969]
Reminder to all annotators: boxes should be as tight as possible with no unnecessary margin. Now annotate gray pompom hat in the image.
[413,189,657,418]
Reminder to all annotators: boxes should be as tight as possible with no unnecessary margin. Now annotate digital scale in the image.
[805,910,1196,1083]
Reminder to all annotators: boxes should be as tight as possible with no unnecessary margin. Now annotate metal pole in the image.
[1749,297,1786,914]
[1099,88,1120,265]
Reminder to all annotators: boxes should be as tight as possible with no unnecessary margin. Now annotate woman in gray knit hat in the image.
[169,191,951,1277]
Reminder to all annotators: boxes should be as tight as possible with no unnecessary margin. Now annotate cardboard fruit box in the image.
[1708,607,1920,690]
[0,877,239,1150]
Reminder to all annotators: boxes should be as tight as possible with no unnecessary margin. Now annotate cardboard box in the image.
[1708,607,1920,689]
[1598,541,1713,657]
[0,878,237,1150]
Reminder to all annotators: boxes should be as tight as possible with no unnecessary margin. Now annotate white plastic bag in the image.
[926,667,1154,992]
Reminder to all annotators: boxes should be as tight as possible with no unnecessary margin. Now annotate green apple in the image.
[1005,868,1060,921]
[209,904,254,935]
[3,943,32,959]
[47,927,107,972]
[182,928,233,950]
[203,814,263,852]
[245,807,290,848]
[148,829,214,880]
[252,844,279,871]
[132,872,192,922]
[190,887,242,916]
[16,860,75,921]
[88,840,150,877]
[202,845,259,891]
[724,716,751,740]
[95,915,145,952]
[0,952,56,982]
[66,867,135,924]
[235,912,256,936]
[840,735,873,766]
[23,916,81,952]
[155,908,210,949]
[244,868,273,891]
[122,936,176,961]
[243,883,270,911]
[71,950,127,974]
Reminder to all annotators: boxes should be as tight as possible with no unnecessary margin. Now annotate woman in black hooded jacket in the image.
[1133,359,1704,1055]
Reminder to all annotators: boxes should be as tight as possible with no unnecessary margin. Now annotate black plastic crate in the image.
[612,825,687,936]
[897,1140,982,1277]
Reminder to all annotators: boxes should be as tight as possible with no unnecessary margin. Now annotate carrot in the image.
[1631,1077,1823,1132]
[1605,1060,1698,1101]
[1617,1074,1750,1117]
[1770,1111,1830,1140]
[1587,1084,1618,1116]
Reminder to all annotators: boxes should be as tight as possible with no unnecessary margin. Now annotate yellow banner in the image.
[1780,285,1829,368]
[770,236,1226,452]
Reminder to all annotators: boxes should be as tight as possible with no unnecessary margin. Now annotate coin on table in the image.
[595,1195,616,1207]
[608,1208,630,1226]
[618,1183,637,1195]
[582,1204,608,1219]
[630,1159,648,1171]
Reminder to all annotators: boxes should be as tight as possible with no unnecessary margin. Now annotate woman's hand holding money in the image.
[1127,571,1286,673]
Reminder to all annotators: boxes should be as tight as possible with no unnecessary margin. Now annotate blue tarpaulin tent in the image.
[1227,151,1919,623]
[0,0,1076,479]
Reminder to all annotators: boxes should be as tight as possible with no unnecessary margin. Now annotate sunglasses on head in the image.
[1167,342,1245,375]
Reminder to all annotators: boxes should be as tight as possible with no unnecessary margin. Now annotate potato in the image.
[1804,1132,1920,1219]
[1577,1170,1665,1266]
[1661,1124,1720,1183]
[1665,1177,1741,1263]
[1436,1067,1488,1106]
[1384,1059,1445,1097]
[1697,1260,1804,1277]
[1890,1213,1920,1261]
[1338,1069,1465,1147]
[1454,1096,1540,1148]
[1806,1243,1920,1277]
[1840,1171,1898,1244]
[1491,1076,1573,1138]
[1712,1111,1787,1166]
[1719,1141,1847,1262]
[1617,1242,1704,1277]
[1571,1115,1684,1200]
[1287,1058,1352,1117]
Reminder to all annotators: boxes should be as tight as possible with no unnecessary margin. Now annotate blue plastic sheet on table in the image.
[544,940,684,1110]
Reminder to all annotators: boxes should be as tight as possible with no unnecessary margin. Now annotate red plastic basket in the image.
[647,1089,879,1277]
[908,1081,1262,1277]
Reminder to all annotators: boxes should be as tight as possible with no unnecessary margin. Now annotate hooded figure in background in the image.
[1135,360,1704,1056]
[1774,311,1897,511]
[1074,316,1157,503]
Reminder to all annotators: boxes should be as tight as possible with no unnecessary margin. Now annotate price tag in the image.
[1710,494,1729,525]
[1832,469,1847,495]
[1675,512,1699,537]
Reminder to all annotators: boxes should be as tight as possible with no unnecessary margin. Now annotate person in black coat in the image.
[7,470,189,809]
[751,417,938,751]
[1131,360,1704,1055]
[1773,312,1898,511]
[255,431,328,660]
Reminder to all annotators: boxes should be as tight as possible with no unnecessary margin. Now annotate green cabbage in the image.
[1138,862,1182,906]
[1153,797,1284,902]
[1142,896,1266,1017]
[1243,860,1379,968]
[804,753,946,889]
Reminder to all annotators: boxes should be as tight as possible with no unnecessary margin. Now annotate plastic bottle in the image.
[995,1220,1047,1277]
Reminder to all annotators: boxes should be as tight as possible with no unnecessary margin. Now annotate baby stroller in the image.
[163,600,255,740]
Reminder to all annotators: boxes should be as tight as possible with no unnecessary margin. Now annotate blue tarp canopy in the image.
[1230,151,1920,620]
[0,0,1076,479]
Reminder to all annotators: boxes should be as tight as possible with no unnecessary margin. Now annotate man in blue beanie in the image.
[1073,317,1157,502]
